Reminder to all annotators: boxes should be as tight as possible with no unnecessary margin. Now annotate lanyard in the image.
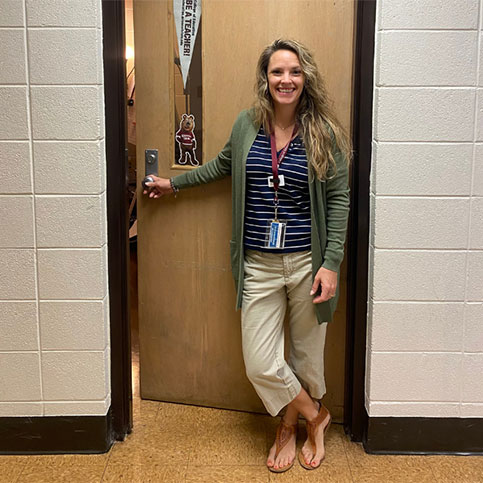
[269,124,297,219]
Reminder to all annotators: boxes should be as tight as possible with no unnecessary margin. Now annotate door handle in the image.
[145,149,158,177]
[143,149,158,189]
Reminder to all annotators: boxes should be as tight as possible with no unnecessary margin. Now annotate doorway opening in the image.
[104,0,376,443]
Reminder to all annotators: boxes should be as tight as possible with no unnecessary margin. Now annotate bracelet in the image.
[169,177,179,197]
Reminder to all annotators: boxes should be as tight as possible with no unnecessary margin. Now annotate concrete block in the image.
[37,248,105,299]
[371,302,464,352]
[379,0,479,30]
[461,404,483,418]
[40,301,105,350]
[368,402,459,418]
[103,295,109,348]
[464,303,483,353]
[44,399,110,416]
[26,0,99,27]
[369,352,461,401]
[99,140,106,192]
[373,143,473,196]
[0,402,42,417]
[462,354,483,402]
[0,301,38,351]
[0,249,36,299]
[31,86,102,140]
[42,351,107,400]
[0,0,24,27]
[0,142,32,194]
[474,144,483,196]
[100,191,107,245]
[467,251,483,301]
[480,34,483,87]
[375,88,475,142]
[28,28,100,85]
[0,353,41,401]
[477,89,483,141]
[369,141,377,194]
[374,197,469,249]
[470,197,483,249]
[33,141,103,194]
[367,244,375,301]
[36,195,103,248]
[377,31,477,87]
[0,87,28,140]
[373,249,466,301]
[104,346,110,400]
[0,29,26,84]
[0,195,34,248]
[369,193,376,247]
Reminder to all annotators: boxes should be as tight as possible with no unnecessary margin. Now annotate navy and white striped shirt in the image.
[244,128,311,253]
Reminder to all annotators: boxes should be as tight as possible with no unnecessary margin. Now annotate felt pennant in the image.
[173,0,202,88]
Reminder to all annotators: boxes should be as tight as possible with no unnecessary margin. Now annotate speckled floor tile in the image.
[28,453,109,466]
[185,465,269,482]
[269,461,353,483]
[0,459,26,483]
[132,399,160,426]
[189,411,267,466]
[425,454,483,483]
[108,419,193,466]
[102,463,187,482]
[347,451,434,482]
[16,463,106,483]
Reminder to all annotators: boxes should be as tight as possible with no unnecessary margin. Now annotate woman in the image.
[143,39,351,473]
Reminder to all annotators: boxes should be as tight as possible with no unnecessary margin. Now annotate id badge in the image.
[267,174,285,188]
[264,220,287,249]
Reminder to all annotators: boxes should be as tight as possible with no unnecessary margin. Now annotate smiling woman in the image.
[267,50,305,114]
[143,38,351,474]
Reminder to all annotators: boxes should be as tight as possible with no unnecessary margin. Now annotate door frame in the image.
[103,0,377,441]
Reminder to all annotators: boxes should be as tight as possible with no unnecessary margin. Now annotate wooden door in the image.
[134,0,355,420]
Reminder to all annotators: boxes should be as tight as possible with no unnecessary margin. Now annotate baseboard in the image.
[363,409,483,455]
[0,408,113,454]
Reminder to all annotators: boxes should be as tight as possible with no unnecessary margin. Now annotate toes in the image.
[301,446,312,464]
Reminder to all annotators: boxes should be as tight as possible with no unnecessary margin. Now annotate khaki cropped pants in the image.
[241,249,328,417]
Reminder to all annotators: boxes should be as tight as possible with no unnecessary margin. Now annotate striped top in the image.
[244,128,311,253]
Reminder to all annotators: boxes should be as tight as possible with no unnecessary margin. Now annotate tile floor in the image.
[2,400,483,483]
[2,353,483,483]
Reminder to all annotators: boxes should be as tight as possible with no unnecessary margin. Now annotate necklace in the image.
[275,121,295,131]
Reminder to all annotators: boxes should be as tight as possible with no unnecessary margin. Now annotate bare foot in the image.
[266,420,297,471]
[300,405,330,468]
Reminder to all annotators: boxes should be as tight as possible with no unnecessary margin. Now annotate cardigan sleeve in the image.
[321,140,350,273]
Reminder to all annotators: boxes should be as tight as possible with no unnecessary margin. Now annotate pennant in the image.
[173,0,202,89]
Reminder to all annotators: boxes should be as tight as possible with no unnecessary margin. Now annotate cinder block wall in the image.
[0,0,109,417]
[366,0,483,418]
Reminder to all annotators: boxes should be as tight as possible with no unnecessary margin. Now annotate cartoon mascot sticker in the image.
[175,114,199,167]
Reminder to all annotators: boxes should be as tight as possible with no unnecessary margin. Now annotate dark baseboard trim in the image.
[0,408,113,454]
[364,410,483,455]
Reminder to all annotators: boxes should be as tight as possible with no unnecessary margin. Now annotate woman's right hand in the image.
[142,175,173,198]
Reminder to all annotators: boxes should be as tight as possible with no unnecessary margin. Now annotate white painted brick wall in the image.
[367,0,483,418]
[0,0,109,417]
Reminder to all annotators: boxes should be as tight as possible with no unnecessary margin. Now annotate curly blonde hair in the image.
[253,39,352,180]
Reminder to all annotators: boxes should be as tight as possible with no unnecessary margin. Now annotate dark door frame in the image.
[102,0,133,440]
[103,0,376,442]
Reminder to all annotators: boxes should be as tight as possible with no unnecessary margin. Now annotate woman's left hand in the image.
[310,266,338,304]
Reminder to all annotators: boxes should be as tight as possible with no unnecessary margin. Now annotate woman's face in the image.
[267,49,304,110]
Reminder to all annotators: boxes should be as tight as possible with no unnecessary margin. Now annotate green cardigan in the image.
[173,109,350,323]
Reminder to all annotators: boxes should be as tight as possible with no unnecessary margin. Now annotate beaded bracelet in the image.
[169,178,179,197]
